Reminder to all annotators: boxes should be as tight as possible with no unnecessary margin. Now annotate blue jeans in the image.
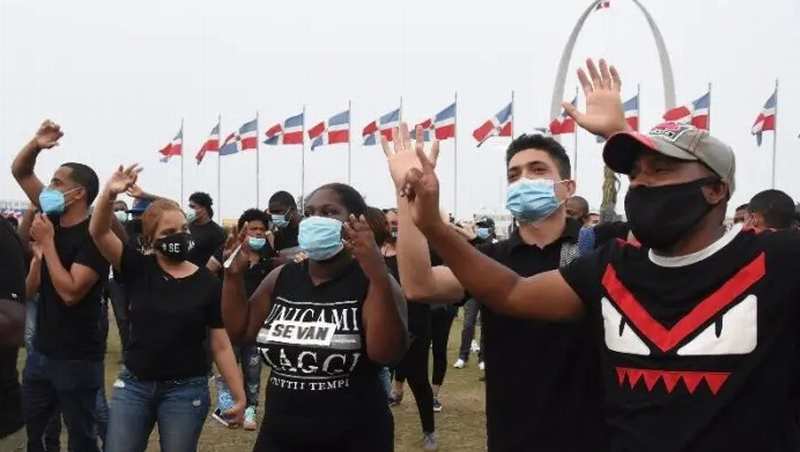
[105,368,210,452]
[215,344,262,408]
[22,354,103,452]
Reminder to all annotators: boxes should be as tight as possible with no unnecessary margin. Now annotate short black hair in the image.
[308,183,367,218]
[748,189,795,229]
[268,191,297,210]
[505,134,571,179]
[61,162,99,205]
[238,208,271,230]
[189,192,214,218]
[568,196,590,216]
[735,203,749,212]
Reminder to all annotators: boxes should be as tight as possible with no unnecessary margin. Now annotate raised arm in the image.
[11,120,64,205]
[344,215,409,364]
[401,128,584,321]
[90,164,142,269]
[382,124,465,303]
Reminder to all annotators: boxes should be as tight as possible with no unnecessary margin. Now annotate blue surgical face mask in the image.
[38,186,80,216]
[271,214,289,229]
[185,209,197,223]
[298,216,344,261]
[505,178,565,223]
[114,211,128,223]
[248,236,267,251]
[476,227,491,239]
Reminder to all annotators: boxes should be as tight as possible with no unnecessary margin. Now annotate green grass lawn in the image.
[13,311,487,451]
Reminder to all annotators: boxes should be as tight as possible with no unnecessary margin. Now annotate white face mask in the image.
[114,210,128,223]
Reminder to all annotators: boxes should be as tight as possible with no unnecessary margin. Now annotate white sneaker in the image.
[243,406,257,431]
[453,358,466,369]
[478,361,485,371]
[470,340,480,353]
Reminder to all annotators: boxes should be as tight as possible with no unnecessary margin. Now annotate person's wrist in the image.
[419,218,448,237]
[27,138,43,152]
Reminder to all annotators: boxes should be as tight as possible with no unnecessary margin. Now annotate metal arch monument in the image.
[550,0,677,219]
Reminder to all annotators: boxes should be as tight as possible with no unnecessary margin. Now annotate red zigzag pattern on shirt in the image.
[616,367,730,395]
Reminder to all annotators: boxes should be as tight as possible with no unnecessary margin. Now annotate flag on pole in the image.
[415,102,457,142]
[549,95,577,135]
[363,108,401,145]
[308,110,350,150]
[158,127,183,162]
[195,121,220,164]
[663,91,710,130]
[751,89,777,146]
[264,113,305,145]
[473,102,513,146]
[596,1,611,10]
[239,118,258,151]
[219,132,240,156]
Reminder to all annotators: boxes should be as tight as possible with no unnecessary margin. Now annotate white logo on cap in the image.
[649,122,691,143]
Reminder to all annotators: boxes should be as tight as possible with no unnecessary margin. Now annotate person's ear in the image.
[561,180,577,199]
[702,181,728,206]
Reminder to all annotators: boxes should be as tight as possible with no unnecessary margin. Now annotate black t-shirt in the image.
[188,220,226,267]
[0,217,26,437]
[256,261,390,441]
[35,218,109,361]
[560,226,800,452]
[244,251,277,297]
[117,245,223,380]
[476,219,607,452]
[273,222,299,252]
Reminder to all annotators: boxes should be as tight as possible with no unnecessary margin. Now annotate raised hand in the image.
[562,58,628,138]
[33,120,64,150]
[381,123,440,193]
[343,214,384,278]
[403,127,444,234]
[223,224,251,275]
[30,213,55,244]
[107,164,142,195]
[126,184,145,199]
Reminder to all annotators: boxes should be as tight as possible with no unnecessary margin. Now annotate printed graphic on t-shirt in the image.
[600,253,765,396]
[257,297,363,392]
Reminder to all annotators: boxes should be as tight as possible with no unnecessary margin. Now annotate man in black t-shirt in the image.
[746,189,795,231]
[187,191,226,267]
[385,129,606,451]
[12,120,109,452]
[266,190,300,253]
[0,216,27,441]
[401,59,800,452]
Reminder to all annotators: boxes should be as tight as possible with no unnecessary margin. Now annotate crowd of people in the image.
[3,58,800,452]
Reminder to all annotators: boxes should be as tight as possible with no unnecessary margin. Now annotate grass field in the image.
[12,311,487,452]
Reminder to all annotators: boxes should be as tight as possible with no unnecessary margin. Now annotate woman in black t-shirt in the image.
[222,183,409,452]
[89,165,245,452]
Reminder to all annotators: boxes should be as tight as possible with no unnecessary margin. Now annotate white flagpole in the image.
[772,79,779,189]
[453,91,459,218]
[347,100,352,185]
[301,105,306,206]
[256,111,261,209]
[217,114,222,222]
[573,86,579,183]
[180,118,185,207]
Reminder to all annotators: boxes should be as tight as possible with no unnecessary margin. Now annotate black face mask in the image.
[154,232,195,262]
[624,177,719,251]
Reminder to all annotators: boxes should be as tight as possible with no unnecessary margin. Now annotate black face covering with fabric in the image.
[624,177,719,250]
[154,232,195,262]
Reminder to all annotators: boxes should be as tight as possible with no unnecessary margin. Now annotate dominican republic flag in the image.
[195,121,220,164]
[473,102,512,146]
[158,127,183,162]
[549,95,577,135]
[415,102,457,142]
[219,132,240,156]
[264,113,304,145]
[219,118,259,156]
[596,93,639,143]
[751,89,777,146]
[596,1,610,10]
[663,91,710,130]
[308,110,350,150]
[363,108,401,145]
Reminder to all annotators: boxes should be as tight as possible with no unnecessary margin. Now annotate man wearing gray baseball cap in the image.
[399,57,800,451]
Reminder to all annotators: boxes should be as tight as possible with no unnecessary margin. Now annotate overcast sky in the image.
[2,0,798,220]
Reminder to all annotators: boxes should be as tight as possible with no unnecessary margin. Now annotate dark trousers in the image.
[458,299,485,362]
[106,279,129,354]
[394,332,435,434]
[430,306,456,386]
[23,353,103,452]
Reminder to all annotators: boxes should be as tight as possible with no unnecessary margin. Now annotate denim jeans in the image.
[105,368,210,452]
[214,344,262,408]
[22,353,103,452]
[21,350,61,452]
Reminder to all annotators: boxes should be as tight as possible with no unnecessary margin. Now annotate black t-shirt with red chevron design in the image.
[560,225,800,452]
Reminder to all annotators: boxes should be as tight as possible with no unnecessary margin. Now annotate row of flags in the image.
[160,85,783,164]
